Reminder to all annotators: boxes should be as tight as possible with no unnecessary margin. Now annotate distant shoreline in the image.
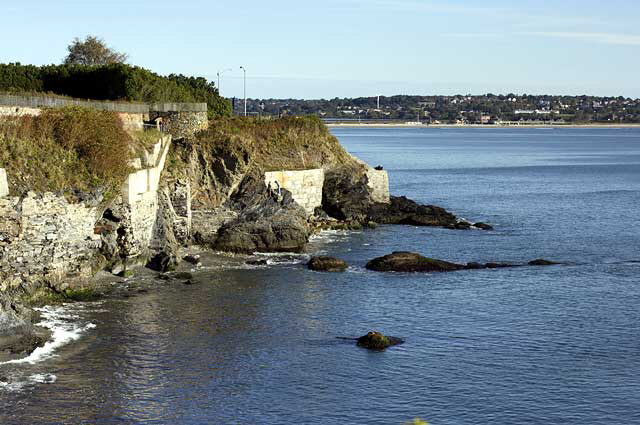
[326,123,640,129]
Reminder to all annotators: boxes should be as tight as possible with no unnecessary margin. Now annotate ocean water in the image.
[1,127,640,424]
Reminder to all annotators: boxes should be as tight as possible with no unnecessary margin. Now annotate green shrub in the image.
[0,62,231,119]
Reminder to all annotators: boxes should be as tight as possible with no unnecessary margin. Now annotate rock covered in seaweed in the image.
[357,331,404,350]
[366,252,466,273]
[308,256,348,272]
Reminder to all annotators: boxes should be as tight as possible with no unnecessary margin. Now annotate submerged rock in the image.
[183,254,201,265]
[356,331,404,350]
[172,272,193,280]
[308,256,348,272]
[528,259,560,266]
[473,222,494,231]
[485,262,514,269]
[366,252,465,273]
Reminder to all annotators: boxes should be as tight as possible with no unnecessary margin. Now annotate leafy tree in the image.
[63,36,128,66]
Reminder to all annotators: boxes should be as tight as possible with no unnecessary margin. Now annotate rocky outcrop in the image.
[308,256,348,272]
[368,196,458,227]
[356,331,404,350]
[366,252,561,273]
[322,166,373,222]
[211,174,311,253]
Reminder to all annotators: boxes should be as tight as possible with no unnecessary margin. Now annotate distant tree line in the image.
[0,62,231,119]
[242,94,640,123]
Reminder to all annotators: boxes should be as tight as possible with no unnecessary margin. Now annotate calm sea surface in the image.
[1,127,640,424]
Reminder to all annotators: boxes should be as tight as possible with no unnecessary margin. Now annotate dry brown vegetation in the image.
[0,107,132,199]
[194,115,356,171]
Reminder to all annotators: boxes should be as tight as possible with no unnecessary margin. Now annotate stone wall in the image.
[150,111,208,139]
[365,168,390,203]
[0,169,7,198]
[117,112,147,131]
[264,169,324,215]
[0,192,101,291]
[0,106,40,117]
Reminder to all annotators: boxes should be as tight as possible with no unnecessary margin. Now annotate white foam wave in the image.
[28,373,57,384]
[0,373,57,393]
[1,305,95,365]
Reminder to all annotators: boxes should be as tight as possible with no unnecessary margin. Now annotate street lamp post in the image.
[239,66,247,116]
[216,68,232,94]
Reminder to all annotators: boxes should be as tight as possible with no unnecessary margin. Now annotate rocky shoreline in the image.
[0,116,496,362]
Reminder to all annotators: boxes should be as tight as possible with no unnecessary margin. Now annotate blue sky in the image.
[2,0,640,99]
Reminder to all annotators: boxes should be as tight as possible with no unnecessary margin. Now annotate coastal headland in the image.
[0,92,490,361]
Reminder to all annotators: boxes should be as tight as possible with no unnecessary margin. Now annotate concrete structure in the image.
[351,155,391,204]
[264,169,325,215]
[118,135,173,258]
[0,169,7,198]
[365,168,390,203]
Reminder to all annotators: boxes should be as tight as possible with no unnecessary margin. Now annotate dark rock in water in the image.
[308,256,348,272]
[474,222,494,231]
[0,332,47,355]
[172,272,193,280]
[465,262,486,270]
[182,280,195,285]
[0,375,8,383]
[213,174,311,253]
[322,167,373,222]
[117,269,135,278]
[366,221,378,229]
[366,252,465,273]
[356,331,404,350]
[246,259,269,266]
[529,259,560,266]
[368,196,458,228]
[147,251,177,272]
[183,254,201,265]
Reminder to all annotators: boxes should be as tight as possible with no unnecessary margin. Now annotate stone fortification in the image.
[0,95,208,135]
[264,169,325,215]
[115,135,174,260]
[150,111,208,139]
[0,106,40,117]
[0,134,182,289]
[0,192,101,292]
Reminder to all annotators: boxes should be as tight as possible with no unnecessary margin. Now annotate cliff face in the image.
[162,116,365,252]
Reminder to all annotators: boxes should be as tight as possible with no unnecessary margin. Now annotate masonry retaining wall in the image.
[0,192,101,291]
[264,169,324,215]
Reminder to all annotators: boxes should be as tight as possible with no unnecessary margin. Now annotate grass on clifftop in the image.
[0,107,133,200]
[194,115,356,171]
